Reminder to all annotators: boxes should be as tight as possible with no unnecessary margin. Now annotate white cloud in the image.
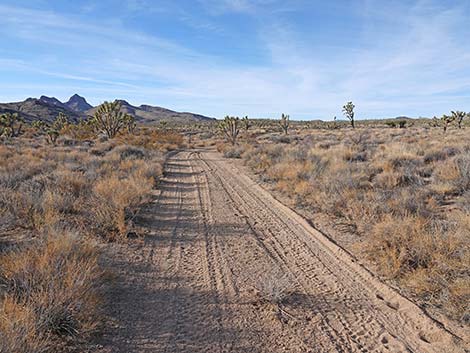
[0,1,469,119]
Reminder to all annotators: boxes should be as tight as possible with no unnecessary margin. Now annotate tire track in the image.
[195,149,465,353]
[97,150,466,353]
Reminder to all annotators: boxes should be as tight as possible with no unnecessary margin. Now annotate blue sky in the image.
[0,0,469,120]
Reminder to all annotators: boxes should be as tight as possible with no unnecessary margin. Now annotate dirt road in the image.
[96,149,466,353]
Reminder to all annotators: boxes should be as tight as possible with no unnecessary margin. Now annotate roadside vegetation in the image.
[216,112,470,325]
[0,103,184,352]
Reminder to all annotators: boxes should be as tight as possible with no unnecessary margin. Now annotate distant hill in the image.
[39,95,67,109]
[66,94,93,112]
[0,95,214,124]
[86,100,214,124]
[0,98,84,123]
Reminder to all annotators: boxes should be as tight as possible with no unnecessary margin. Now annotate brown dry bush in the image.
[0,231,105,353]
[116,129,184,151]
[90,173,153,240]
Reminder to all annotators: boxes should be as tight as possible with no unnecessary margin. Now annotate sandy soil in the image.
[94,149,467,353]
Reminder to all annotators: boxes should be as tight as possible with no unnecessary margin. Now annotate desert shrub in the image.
[368,213,468,321]
[223,146,244,158]
[114,145,147,160]
[90,141,116,156]
[248,267,296,305]
[424,146,460,164]
[270,134,291,144]
[0,231,106,352]
[434,152,470,194]
[90,173,153,240]
[453,153,470,192]
[117,129,184,151]
[199,131,214,140]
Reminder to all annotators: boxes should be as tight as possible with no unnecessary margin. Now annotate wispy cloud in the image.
[0,1,469,119]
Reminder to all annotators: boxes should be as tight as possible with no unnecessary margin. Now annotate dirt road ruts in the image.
[96,149,466,353]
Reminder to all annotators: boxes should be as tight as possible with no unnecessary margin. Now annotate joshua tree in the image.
[55,112,69,129]
[430,116,440,128]
[124,114,136,134]
[279,114,289,135]
[92,101,132,138]
[342,101,355,128]
[219,116,240,145]
[159,121,168,131]
[398,120,407,128]
[32,120,47,132]
[451,111,466,129]
[242,116,251,132]
[46,112,69,145]
[0,112,24,138]
[441,114,455,133]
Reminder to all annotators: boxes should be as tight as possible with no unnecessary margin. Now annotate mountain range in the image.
[0,94,214,124]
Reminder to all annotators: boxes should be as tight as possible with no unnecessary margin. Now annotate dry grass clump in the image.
[252,268,296,305]
[0,230,105,353]
[116,129,184,151]
[241,127,470,322]
[91,173,153,239]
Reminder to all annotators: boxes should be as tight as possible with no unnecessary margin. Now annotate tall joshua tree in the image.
[441,114,455,133]
[45,112,69,145]
[279,113,289,135]
[241,116,251,132]
[451,111,466,129]
[342,101,355,129]
[0,112,24,138]
[219,116,240,145]
[92,101,132,138]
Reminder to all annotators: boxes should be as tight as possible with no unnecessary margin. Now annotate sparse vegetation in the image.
[2,109,469,351]
[239,127,469,323]
[0,123,184,351]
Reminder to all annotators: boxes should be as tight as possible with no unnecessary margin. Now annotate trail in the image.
[96,149,466,353]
